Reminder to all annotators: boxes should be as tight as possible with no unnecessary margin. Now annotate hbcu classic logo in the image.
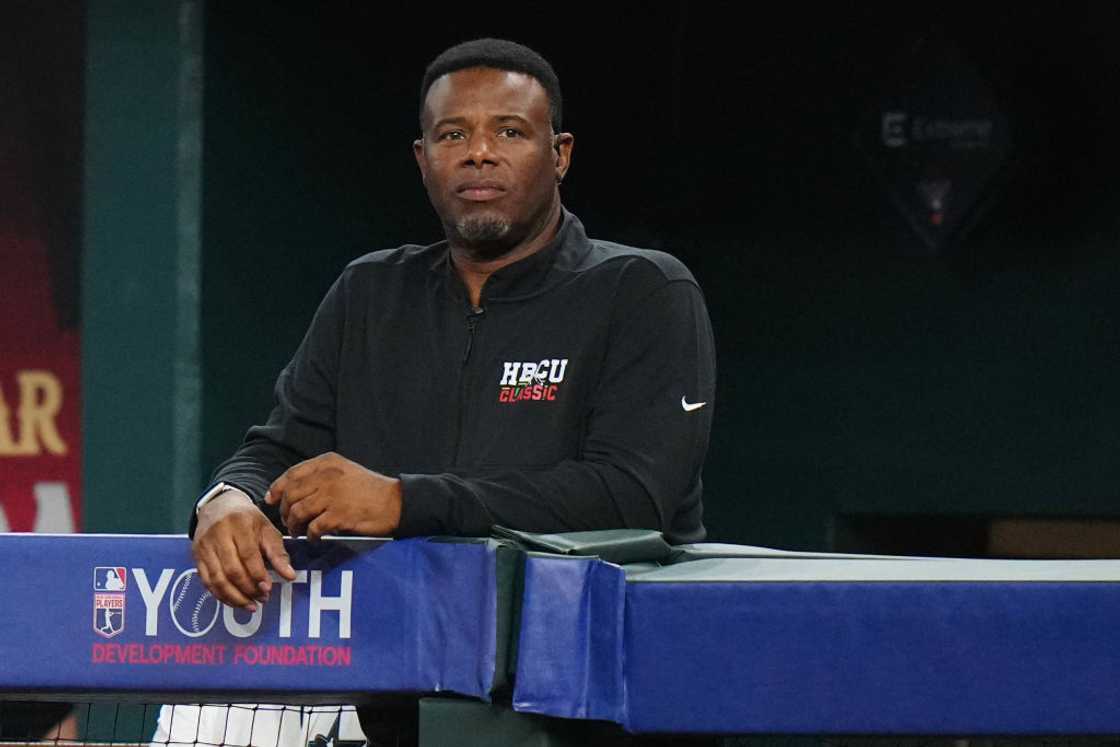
[498,359,568,404]
[93,566,127,638]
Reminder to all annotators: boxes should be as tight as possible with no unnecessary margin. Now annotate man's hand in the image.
[265,452,402,541]
[192,490,297,611]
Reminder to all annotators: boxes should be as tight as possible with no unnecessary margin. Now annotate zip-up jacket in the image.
[194,210,716,543]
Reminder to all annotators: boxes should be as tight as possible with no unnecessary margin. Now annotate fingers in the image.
[277,484,312,532]
[272,470,340,535]
[273,472,322,509]
[260,526,297,581]
[194,541,255,610]
[192,502,276,611]
[306,512,337,543]
[266,470,296,507]
[193,520,303,613]
[214,530,268,610]
[283,490,328,537]
[238,533,272,601]
[266,452,340,506]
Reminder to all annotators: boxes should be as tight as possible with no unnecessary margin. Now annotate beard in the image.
[457,214,511,243]
[450,212,517,261]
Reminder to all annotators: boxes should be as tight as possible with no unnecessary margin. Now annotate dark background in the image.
[200,4,1120,551]
[0,1,84,329]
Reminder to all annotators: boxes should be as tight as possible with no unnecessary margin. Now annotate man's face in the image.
[414,67,572,257]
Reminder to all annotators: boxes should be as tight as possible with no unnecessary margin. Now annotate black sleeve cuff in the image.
[395,473,451,537]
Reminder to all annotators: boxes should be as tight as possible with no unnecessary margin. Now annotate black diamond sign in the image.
[855,41,1012,253]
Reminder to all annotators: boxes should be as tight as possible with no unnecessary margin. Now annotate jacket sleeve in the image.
[187,275,345,537]
[395,278,716,544]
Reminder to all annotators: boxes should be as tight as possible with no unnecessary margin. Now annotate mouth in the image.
[456,181,507,202]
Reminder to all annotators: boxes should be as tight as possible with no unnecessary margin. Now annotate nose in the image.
[463,131,497,168]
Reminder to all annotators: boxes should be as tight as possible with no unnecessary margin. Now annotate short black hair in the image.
[420,38,562,132]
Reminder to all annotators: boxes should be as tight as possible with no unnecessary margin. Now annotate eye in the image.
[498,127,523,138]
[437,130,465,141]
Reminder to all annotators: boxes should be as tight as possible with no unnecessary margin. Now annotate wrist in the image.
[357,475,402,536]
[194,488,256,538]
[386,477,402,534]
[196,482,252,514]
[198,488,254,522]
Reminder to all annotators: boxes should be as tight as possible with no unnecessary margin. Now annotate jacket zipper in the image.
[452,306,486,464]
[461,306,484,364]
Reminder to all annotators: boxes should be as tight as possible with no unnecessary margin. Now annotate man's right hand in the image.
[192,489,297,611]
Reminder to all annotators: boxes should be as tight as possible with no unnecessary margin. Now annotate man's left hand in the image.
[265,452,402,540]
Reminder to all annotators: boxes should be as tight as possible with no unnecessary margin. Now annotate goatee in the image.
[457,215,512,242]
[453,215,516,260]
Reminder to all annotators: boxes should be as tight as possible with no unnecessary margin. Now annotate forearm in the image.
[191,390,337,537]
[397,459,665,538]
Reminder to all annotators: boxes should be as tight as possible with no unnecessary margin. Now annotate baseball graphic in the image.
[169,569,220,637]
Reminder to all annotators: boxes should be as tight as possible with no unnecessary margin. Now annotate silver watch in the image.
[195,482,244,515]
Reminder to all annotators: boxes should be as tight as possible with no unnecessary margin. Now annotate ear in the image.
[553,132,574,183]
[413,138,427,184]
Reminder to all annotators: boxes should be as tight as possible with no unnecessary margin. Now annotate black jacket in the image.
[195,211,716,543]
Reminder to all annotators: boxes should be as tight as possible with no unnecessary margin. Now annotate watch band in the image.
[195,482,244,515]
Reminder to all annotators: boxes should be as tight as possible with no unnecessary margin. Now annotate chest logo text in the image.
[498,359,568,403]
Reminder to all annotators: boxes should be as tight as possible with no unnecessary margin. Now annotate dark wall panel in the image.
[201,5,1120,548]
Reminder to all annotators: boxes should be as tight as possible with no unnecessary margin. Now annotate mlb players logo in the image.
[94,566,127,591]
[94,595,125,638]
[93,566,126,638]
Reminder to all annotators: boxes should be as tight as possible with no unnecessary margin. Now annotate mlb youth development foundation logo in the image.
[498,358,568,403]
[93,566,127,638]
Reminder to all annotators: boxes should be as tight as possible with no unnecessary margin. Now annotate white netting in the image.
[0,703,365,747]
[3,702,1120,747]
[152,704,364,747]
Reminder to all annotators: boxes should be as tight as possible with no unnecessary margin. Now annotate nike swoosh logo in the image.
[681,396,706,412]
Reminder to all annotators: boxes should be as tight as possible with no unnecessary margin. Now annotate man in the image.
[191,38,716,612]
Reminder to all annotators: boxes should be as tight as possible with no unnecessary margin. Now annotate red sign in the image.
[0,235,80,532]
[0,9,83,532]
